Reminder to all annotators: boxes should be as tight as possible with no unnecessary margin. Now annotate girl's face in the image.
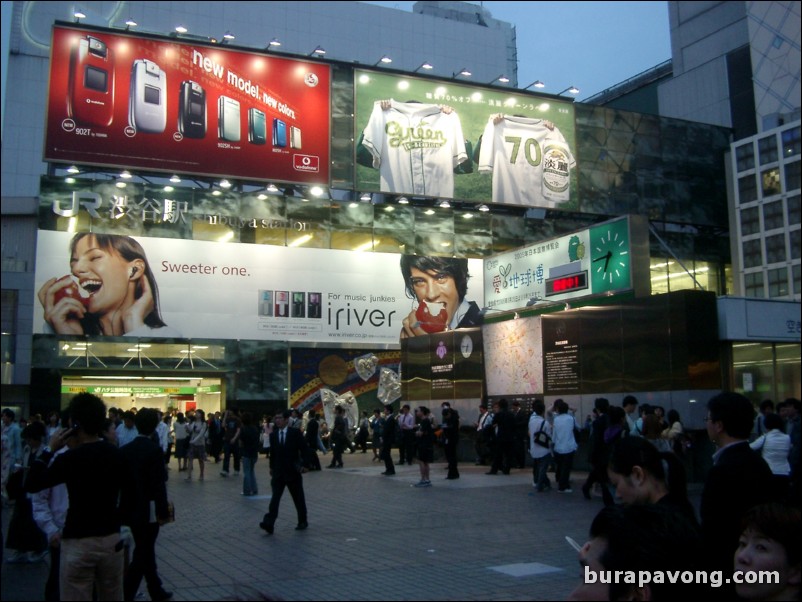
[70,236,138,314]
[735,528,801,600]
[607,467,647,506]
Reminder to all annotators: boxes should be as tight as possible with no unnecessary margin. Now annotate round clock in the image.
[460,334,474,359]
[590,219,631,293]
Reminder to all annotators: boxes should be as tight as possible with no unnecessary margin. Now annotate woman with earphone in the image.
[38,232,181,337]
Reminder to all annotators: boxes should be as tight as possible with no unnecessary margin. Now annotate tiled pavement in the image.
[2,451,703,601]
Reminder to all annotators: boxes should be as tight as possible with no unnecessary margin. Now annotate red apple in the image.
[53,275,91,308]
[415,300,449,333]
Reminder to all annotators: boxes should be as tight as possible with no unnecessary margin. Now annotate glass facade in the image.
[732,342,802,405]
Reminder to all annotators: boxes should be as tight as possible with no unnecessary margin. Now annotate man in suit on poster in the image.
[260,410,308,535]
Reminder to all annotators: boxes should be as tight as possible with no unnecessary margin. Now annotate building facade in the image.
[1,1,798,421]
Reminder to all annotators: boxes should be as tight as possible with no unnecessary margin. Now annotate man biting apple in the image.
[399,255,482,339]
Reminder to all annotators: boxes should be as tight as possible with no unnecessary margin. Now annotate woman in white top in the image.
[660,409,684,455]
[551,399,578,493]
[750,413,791,501]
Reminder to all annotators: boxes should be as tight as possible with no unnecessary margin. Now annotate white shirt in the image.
[362,99,468,197]
[528,414,552,459]
[750,429,791,476]
[478,115,575,207]
[551,413,578,454]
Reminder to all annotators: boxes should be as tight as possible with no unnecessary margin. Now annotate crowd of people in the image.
[1,392,800,600]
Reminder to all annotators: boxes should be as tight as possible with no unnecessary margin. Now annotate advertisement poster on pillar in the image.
[33,230,483,346]
[355,69,577,209]
[44,25,330,184]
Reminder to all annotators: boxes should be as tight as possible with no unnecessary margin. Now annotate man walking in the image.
[260,410,308,534]
[119,408,172,602]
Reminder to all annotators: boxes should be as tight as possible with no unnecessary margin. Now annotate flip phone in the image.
[178,80,207,139]
[290,125,302,149]
[129,59,167,133]
[272,118,287,147]
[218,96,241,142]
[68,35,115,127]
[248,108,267,145]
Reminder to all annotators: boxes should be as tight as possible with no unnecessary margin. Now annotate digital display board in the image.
[44,25,330,185]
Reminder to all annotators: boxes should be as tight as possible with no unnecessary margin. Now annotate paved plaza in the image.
[2,450,703,601]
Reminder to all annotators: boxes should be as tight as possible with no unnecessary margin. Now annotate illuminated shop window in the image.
[762,168,781,197]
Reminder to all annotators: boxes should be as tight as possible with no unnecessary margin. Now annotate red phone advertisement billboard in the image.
[44,25,330,185]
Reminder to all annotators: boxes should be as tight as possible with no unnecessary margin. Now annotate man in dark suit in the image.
[511,401,530,469]
[260,410,308,534]
[380,405,397,476]
[487,399,516,475]
[119,408,172,602]
[701,392,774,582]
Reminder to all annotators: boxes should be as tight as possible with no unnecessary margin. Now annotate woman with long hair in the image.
[38,233,180,337]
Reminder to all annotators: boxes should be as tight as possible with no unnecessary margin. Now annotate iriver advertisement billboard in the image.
[33,230,483,345]
[44,25,330,185]
[354,69,577,208]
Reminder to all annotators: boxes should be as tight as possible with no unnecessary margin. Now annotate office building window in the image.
[743,239,763,268]
[736,142,755,171]
[782,126,801,158]
[741,206,760,235]
[785,160,801,192]
[744,271,765,298]
[767,267,789,298]
[762,168,781,197]
[759,135,778,165]
[738,174,758,204]
[763,201,784,231]
[793,264,801,296]
[765,233,787,264]
[791,229,801,261]
[789,195,801,226]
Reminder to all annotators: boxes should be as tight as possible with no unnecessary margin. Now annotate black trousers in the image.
[124,523,164,601]
[444,439,459,477]
[264,475,307,526]
[381,442,395,473]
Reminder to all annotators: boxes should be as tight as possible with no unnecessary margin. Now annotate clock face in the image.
[590,219,631,293]
[460,334,473,359]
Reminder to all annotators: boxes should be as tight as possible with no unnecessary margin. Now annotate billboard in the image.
[354,69,577,208]
[483,215,647,311]
[34,230,483,346]
[44,25,330,184]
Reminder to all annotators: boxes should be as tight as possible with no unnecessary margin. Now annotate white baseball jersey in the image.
[361,99,468,197]
[477,116,575,207]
